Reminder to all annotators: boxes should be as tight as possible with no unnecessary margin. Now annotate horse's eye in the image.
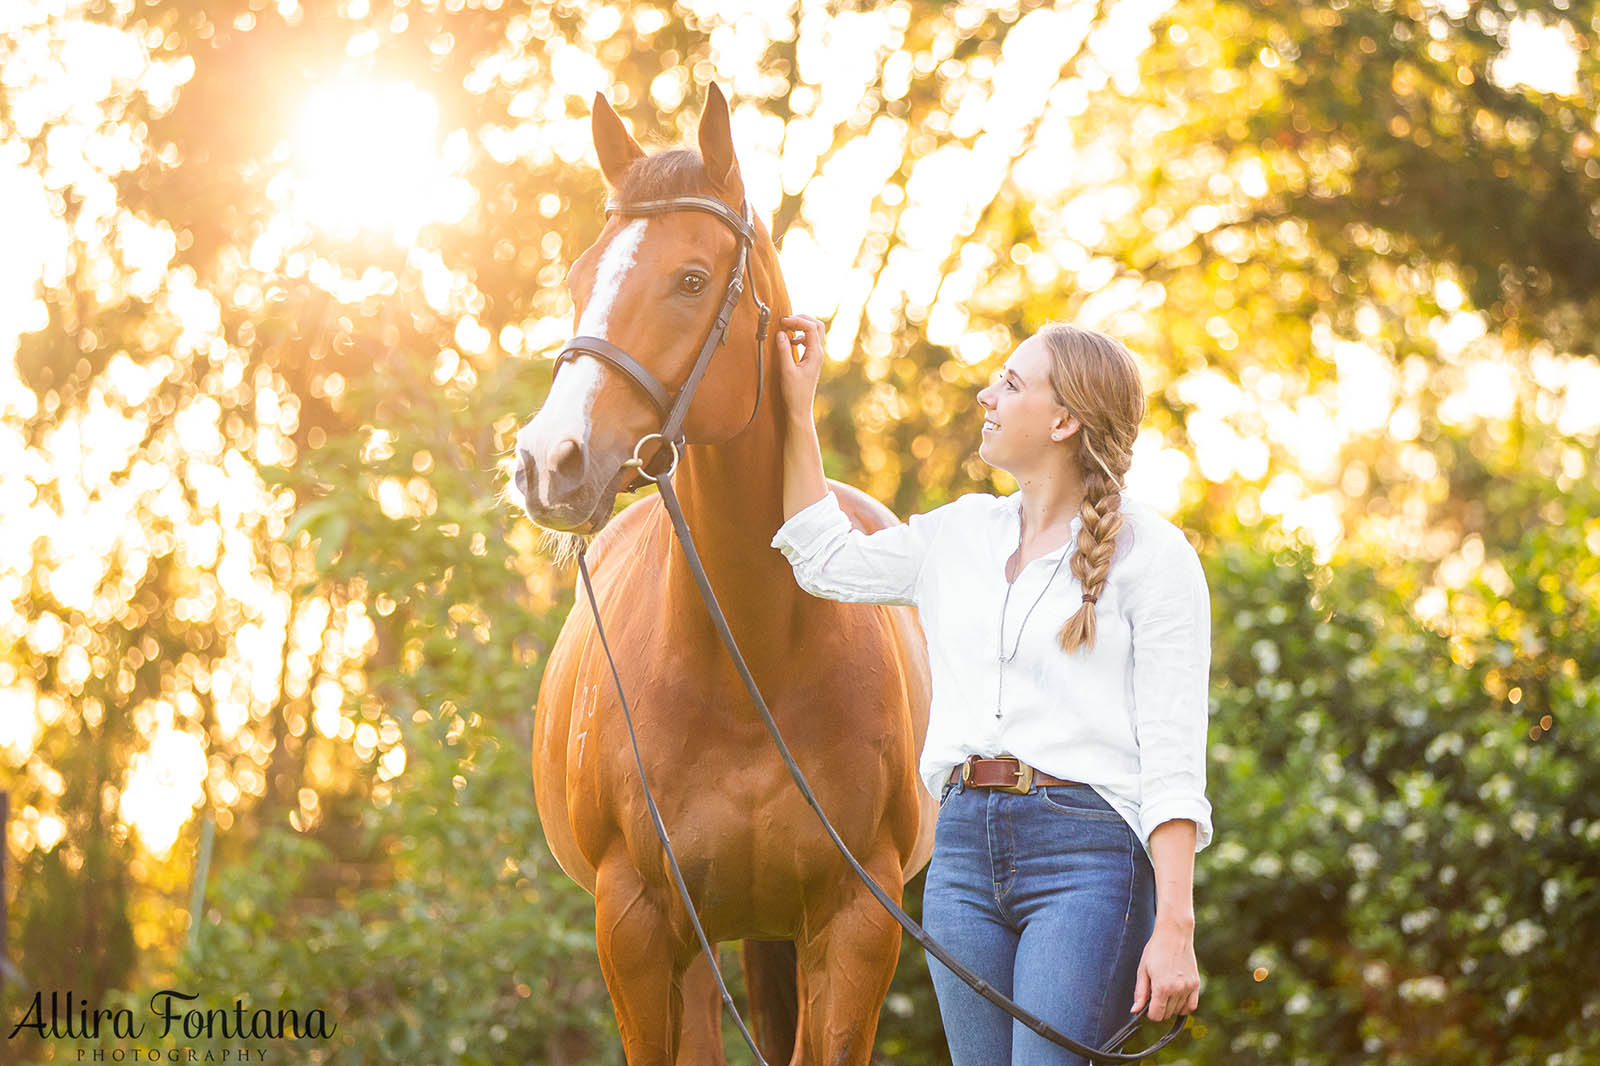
[678,272,708,296]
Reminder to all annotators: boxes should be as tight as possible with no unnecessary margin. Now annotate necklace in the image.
[995,545,1071,718]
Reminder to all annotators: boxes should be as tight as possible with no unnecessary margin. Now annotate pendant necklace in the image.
[995,545,1072,718]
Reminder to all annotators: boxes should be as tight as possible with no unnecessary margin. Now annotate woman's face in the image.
[976,335,1076,473]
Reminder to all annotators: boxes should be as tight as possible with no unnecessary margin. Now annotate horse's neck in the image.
[664,409,800,657]
[660,244,805,664]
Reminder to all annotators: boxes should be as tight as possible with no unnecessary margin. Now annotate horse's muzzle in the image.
[515,443,592,529]
[514,441,639,534]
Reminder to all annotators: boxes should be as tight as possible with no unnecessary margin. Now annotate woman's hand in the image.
[776,313,826,421]
[1130,918,1200,1022]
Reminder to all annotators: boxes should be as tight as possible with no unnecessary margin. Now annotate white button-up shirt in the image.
[771,489,1213,858]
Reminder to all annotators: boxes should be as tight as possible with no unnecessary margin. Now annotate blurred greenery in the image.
[2,0,1597,1064]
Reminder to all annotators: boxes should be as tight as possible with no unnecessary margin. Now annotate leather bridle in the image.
[553,194,771,485]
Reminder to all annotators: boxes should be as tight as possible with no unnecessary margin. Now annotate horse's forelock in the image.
[615,149,714,205]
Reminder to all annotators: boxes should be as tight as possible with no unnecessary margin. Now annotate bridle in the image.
[552,194,771,485]
[553,190,1188,1065]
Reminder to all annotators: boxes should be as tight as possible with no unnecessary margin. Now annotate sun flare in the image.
[274,77,474,243]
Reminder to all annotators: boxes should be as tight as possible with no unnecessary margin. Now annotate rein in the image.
[557,192,1187,1065]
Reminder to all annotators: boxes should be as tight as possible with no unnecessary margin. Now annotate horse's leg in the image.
[793,864,905,1066]
[674,950,727,1066]
[595,853,688,1066]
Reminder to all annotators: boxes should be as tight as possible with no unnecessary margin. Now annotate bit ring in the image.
[627,433,680,482]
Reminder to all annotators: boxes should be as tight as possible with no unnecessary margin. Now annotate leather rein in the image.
[553,192,1187,1065]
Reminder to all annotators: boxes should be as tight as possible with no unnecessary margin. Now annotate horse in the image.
[510,85,937,1066]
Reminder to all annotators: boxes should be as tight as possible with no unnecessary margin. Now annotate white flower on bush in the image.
[1398,975,1449,1003]
[1499,918,1545,955]
[1348,842,1380,873]
[1400,908,1437,933]
[1250,853,1282,877]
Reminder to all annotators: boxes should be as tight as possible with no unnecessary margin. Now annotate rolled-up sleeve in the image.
[770,491,945,606]
[1127,531,1214,854]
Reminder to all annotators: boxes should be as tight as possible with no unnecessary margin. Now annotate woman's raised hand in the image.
[776,313,826,421]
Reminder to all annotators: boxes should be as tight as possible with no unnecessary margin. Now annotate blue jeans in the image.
[922,779,1156,1066]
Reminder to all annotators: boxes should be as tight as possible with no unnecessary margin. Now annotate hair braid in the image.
[1033,322,1144,654]
[1058,463,1124,653]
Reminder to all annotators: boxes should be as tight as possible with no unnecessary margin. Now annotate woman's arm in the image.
[1125,527,1214,1021]
[769,313,950,606]
[1131,818,1201,1021]
[777,314,829,521]
[1128,529,1214,851]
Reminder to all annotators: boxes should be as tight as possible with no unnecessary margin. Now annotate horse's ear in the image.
[593,92,645,188]
[696,83,745,205]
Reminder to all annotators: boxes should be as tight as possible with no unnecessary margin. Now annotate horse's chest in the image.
[570,692,845,858]
[560,641,904,933]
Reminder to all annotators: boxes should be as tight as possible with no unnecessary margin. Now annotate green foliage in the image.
[1190,521,1600,1065]
[173,715,617,1066]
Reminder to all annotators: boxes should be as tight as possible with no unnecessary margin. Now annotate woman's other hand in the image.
[1130,919,1201,1022]
[777,313,826,421]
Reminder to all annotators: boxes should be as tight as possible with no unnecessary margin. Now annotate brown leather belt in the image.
[950,755,1083,794]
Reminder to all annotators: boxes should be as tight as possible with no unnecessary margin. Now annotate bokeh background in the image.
[3,0,1598,1063]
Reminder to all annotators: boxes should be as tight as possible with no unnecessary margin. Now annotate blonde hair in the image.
[1037,323,1146,654]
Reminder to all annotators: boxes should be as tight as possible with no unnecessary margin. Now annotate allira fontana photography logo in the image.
[8,988,338,1058]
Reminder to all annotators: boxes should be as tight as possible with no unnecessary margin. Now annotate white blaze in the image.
[517,219,650,507]
[577,218,648,338]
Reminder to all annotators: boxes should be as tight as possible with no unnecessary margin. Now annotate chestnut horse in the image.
[511,87,936,1066]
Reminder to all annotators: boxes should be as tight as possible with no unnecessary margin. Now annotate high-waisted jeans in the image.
[921,778,1156,1066]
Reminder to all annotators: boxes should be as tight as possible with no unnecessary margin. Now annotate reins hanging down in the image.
[556,191,1188,1065]
[573,550,771,1065]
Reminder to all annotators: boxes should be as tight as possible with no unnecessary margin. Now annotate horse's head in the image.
[512,85,773,533]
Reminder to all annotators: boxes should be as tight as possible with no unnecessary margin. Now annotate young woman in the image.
[770,314,1211,1066]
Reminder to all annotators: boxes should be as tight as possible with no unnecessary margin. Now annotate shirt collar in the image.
[1000,492,1081,560]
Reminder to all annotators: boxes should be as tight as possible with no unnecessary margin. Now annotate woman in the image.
[769,314,1211,1066]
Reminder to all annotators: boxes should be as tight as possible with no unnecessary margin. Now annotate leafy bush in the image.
[1186,520,1600,1066]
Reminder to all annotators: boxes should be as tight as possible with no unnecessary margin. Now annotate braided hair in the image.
[1039,324,1147,654]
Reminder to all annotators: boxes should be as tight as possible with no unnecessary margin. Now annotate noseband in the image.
[553,194,772,481]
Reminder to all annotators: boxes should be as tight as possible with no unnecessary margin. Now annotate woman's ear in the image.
[1050,414,1081,442]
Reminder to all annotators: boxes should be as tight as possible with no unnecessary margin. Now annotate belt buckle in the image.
[1000,760,1033,795]
[960,757,974,787]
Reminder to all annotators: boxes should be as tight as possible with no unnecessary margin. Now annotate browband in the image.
[605,196,757,245]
